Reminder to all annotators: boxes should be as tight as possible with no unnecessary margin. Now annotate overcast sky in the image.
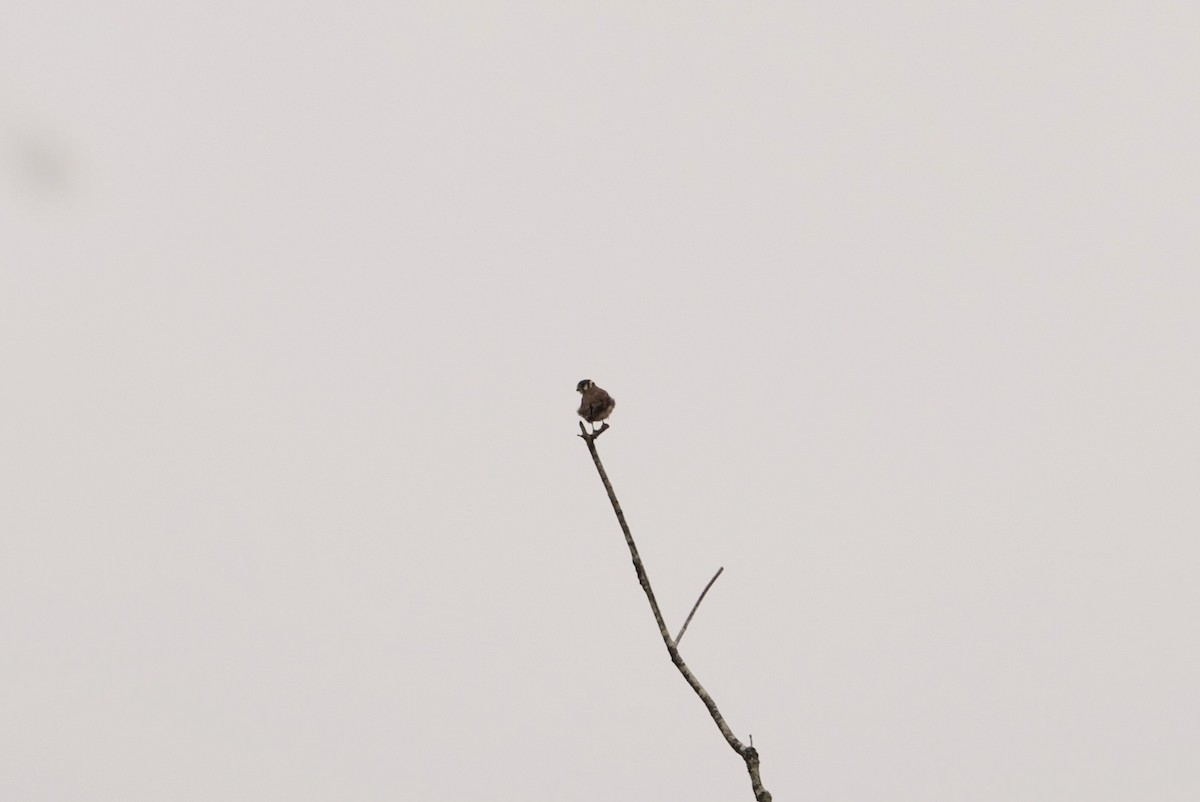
[3,2,1198,800]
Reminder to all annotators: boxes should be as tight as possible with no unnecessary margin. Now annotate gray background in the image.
[3,2,1197,800]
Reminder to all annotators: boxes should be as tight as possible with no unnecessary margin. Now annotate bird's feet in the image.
[577,421,610,440]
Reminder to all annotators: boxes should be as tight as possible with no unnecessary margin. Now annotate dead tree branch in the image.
[675,566,724,647]
[578,422,771,802]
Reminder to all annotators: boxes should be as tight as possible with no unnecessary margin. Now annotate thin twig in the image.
[674,566,724,647]
[578,422,771,802]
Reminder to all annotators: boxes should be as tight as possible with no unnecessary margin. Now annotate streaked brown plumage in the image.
[576,379,615,430]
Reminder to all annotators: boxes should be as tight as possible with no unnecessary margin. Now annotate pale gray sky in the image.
[2,2,1198,800]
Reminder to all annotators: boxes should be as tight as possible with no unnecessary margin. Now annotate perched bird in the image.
[576,379,616,431]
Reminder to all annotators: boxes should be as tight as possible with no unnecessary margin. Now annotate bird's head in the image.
[576,379,593,393]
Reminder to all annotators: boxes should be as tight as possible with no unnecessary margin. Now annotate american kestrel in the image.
[576,379,616,431]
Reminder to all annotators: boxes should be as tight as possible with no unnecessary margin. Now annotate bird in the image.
[576,379,616,431]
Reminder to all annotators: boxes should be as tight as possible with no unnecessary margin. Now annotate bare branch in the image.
[577,421,672,645]
[578,427,771,802]
[674,566,724,647]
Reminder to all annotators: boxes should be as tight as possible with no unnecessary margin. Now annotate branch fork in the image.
[577,421,610,440]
